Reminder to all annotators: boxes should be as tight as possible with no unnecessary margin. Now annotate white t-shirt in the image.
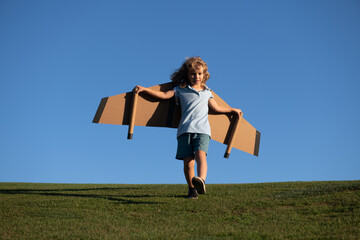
[174,85,214,138]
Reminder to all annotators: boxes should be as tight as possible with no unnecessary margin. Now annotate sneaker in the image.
[186,188,198,199]
[192,176,206,194]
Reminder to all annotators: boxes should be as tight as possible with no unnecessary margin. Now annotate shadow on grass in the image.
[0,188,167,205]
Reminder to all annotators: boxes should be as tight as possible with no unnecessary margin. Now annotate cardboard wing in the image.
[93,82,260,158]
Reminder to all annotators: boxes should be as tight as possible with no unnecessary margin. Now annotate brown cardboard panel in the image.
[93,82,260,157]
[254,131,261,156]
[92,97,108,123]
[224,112,243,158]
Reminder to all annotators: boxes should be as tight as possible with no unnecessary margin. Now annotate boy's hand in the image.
[232,108,242,118]
[134,85,146,94]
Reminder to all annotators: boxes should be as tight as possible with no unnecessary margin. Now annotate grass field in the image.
[0,181,359,239]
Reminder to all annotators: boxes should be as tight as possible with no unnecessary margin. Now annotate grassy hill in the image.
[0,181,359,239]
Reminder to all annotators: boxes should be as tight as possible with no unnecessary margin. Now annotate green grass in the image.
[0,181,359,239]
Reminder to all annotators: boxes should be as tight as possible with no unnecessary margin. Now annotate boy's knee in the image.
[183,158,195,169]
[195,150,206,160]
[196,150,206,155]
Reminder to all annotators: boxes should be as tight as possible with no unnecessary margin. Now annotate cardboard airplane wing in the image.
[93,82,260,158]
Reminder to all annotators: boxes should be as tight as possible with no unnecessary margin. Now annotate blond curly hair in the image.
[170,57,210,88]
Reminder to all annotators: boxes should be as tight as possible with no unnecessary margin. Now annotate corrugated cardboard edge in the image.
[93,97,108,123]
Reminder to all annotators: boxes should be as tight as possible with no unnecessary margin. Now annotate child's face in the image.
[188,67,204,87]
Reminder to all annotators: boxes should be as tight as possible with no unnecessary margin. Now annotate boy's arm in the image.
[134,85,174,100]
[208,98,242,117]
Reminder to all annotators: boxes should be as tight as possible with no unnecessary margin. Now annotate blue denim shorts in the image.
[176,133,210,160]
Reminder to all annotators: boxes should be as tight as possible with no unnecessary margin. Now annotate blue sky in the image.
[1,0,359,184]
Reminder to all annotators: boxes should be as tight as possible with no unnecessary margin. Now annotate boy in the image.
[135,57,241,199]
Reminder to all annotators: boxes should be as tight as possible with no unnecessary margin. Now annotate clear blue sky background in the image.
[1,0,359,184]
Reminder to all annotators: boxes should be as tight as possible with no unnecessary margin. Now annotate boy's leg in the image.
[195,150,207,181]
[192,150,207,194]
[183,157,195,188]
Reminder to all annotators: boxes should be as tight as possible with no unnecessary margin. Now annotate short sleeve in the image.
[209,89,214,100]
[173,86,180,105]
